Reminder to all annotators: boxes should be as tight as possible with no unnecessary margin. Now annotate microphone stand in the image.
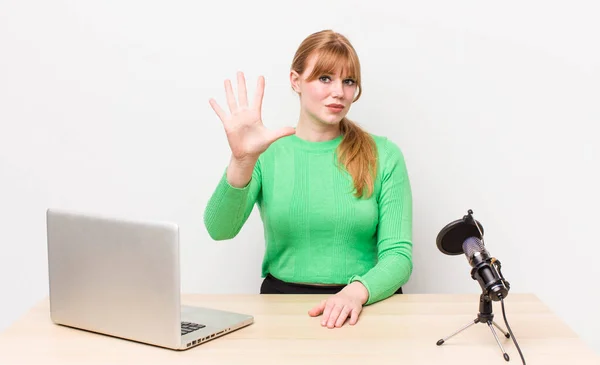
[436,293,512,362]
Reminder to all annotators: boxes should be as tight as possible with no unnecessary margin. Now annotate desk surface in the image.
[0,293,598,365]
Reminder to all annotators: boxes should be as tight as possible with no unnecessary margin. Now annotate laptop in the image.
[46,208,254,350]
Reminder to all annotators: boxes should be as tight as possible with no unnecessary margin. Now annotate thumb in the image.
[266,126,296,144]
[308,300,326,317]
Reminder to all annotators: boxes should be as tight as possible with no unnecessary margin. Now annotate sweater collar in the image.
[286,133,343,152]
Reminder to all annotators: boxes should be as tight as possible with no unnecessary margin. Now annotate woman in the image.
[204,29,413,329]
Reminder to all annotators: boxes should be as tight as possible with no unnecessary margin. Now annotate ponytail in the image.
[337,118,378,198]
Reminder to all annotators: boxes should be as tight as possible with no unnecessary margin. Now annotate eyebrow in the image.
[319,72,355,79]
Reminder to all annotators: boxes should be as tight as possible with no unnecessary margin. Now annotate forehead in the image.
[303,52,356,79]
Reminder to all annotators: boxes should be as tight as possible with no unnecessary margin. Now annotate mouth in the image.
[326,104,345,112]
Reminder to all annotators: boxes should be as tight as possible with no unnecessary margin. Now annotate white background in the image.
[1,0,599,354]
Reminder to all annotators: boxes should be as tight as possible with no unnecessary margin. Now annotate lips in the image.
[326,104,344,112]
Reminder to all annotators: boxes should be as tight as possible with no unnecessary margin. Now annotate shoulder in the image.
[369,134,405,161]
[369,133,409,181]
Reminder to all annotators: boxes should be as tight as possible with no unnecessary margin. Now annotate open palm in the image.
[209,72,295,161]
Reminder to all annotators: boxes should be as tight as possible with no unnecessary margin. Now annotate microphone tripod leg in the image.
[437,294,512,361]
[492,321,511,338]
[436,318,479,346]
[487,321,510,362]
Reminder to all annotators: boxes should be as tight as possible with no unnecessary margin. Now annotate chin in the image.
[320,118,343,125]
[317,114,346,125]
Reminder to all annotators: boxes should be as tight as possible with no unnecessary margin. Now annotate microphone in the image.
[462,236,510,301]
[436,210,525,364]
[436,209,510,301]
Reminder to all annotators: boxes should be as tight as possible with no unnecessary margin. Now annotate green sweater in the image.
[203,133,413,305]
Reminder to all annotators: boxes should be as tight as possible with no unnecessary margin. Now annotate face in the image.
[291,55,358,126]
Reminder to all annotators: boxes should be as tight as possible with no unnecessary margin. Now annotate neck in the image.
[295,111,342,142]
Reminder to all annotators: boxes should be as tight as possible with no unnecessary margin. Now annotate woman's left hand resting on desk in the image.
[308,281,369,328]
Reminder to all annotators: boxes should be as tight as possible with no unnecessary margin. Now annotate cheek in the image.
[304,84,329,102]
[345,87,357,99]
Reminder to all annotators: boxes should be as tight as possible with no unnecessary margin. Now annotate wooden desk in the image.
[0,293,598,364]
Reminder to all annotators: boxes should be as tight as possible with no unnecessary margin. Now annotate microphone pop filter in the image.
[436,215,484,255]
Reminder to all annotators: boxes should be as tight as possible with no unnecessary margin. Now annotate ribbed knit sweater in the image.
[203,133,413,305]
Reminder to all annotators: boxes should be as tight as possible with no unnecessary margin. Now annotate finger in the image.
[308,300,326,317]
[266,127,296,144]
[237,71,248,108]
[326,304,344,328]
[224,79,238,113]
[335,306,352,328]
[208,98,227,123]
[321,302,334,326]
[253,76,265,113]
[349,307,361,325]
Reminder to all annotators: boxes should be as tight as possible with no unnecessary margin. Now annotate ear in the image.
[290,70,301,93]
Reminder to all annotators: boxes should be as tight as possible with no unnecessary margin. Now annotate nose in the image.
[331,80,344,98]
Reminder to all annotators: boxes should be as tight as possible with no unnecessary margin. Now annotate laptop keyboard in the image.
[181,321,205,335]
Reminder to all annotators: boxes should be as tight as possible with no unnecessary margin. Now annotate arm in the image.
[349,139,413,305]
[204,72,294,240]
[203,156,262,240]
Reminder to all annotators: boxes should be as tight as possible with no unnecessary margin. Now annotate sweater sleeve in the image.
[349,139,413,305]
[203,159,262,240]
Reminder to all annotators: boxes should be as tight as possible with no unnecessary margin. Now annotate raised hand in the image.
[209,72,295,162]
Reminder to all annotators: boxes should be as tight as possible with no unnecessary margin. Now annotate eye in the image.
[319,75,331,83]
[344,79,356,86]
